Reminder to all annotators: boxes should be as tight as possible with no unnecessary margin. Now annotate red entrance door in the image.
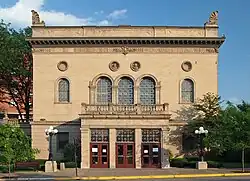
[142,143,161,168]
[90,143,109,168]
[116,143,135,168]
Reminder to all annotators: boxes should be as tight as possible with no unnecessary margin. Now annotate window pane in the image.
[57,132,69,150]
[118,77,134,105]
[116,129,135,142]
[96,77,112,104]
[142,129,161,143]
[140,77,155,105]
[58,79,70,102]
[181,79,194,103]
[91,129,109,142]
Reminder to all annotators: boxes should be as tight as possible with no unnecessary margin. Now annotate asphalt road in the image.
[116,177,250,181]
[107,177,250,181]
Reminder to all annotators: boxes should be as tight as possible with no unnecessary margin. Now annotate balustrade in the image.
[81,103,169,115]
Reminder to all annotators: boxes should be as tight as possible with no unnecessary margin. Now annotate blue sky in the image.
[0,0,249,104]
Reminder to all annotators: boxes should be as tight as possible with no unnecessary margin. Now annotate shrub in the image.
[65,162,76,168]
[207,161,223,168]
[185,156,200,162]
[170,158,188,168]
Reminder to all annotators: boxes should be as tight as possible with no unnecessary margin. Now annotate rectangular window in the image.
[57,132,69,151]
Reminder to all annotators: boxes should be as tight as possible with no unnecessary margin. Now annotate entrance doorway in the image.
[141,129,161,168]
[90,143,109,168]
[116,129,135,168]
[90,129,109,168]
[116,143,135,168]
[142,143,161,168]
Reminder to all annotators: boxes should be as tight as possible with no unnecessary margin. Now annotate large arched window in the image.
[96,77,112,104]
[118,77,134,105]
[181,79,194,103]
[139,77,156,104]
[58,78,70,102]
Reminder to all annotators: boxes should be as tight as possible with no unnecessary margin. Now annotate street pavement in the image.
[133,177,250,181]
[2,176,250,181]
[1,168,250,181]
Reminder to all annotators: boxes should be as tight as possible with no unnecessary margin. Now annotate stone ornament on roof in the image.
[205,11,218,26]
[31,10,45,26]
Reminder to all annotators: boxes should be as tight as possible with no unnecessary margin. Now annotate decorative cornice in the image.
[27,37,225,47]
[30,120,80,125]
[32,47,219,54]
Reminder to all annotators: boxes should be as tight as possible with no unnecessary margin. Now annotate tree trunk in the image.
[8,162,11,179]
[242,148,245,173]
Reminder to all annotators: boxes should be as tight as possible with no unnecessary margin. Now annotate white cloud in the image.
[228,97,242,105]
[0,0,125,27]
[107,9,127,19]
[94,10,104,15]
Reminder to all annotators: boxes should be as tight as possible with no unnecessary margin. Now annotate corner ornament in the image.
[205,11,218,26]
[31,10,45,26]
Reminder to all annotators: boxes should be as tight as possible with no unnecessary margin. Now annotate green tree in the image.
[0,124,39,175]
[207,102,250,172]
[184,92,221,136]
[0,20,32,122]
[181,92,222,155]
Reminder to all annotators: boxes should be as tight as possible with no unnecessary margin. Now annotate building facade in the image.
[27,10,225,169]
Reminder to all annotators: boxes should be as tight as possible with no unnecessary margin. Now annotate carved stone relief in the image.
[109,61,120,72]
[57,61,68,72]
[33,47,218,54]
[31,10,45,26]
[205,11,218,26]
[130,61,141,72]
[181,61,192,72]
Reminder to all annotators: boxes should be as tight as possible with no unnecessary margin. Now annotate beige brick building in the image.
[27,10,225,169]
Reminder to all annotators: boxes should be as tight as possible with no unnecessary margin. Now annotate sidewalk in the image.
[1,168,250,180]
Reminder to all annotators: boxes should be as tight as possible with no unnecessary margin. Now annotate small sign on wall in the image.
[153,148,159,152]
[102,149,107,153]
[92,148,98,152]
[144,150,149,154]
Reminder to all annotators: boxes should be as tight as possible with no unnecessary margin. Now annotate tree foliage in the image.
[183,92,222,138]
[0,124,39,170]
[206,101,250,172]
[0,20,32,121]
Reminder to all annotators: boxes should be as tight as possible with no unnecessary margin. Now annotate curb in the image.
[1,173,250,180]
[54,173,250,180]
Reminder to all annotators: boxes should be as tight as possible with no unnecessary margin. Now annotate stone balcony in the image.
[80,103,170,117]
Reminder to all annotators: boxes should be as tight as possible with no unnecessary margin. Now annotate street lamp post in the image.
[45,126,58,161]
[195,126,208,162]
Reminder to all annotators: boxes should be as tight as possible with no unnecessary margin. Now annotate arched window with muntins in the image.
[118,77,134,105]
[58,78,70,102]
[139,77,156,105]
[181,79,194,103]
[96,77,112,104]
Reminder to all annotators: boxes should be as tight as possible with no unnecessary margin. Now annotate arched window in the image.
[96,77,112,104]
[181,79,194,103]
[58,78,70,102]
[139,77,156,104]
[118,77,134,105]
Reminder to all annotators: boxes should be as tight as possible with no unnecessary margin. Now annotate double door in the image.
[90,143,109,168]
[142,143,161,168]
[116,143,135,168]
